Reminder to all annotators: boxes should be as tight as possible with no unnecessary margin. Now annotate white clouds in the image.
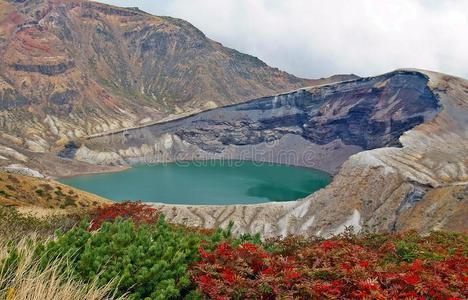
[98,0,468,79]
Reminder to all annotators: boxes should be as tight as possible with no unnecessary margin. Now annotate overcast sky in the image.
[97,0,468,79]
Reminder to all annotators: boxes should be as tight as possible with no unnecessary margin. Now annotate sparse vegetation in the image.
[0,172,108,209]
[40,184,54,191]
[63,196,77,207]
[0,206,81,242]
[6,175,18,184]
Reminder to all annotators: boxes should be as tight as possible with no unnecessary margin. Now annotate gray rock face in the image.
[173,70,438,151]
[65,70,439,174]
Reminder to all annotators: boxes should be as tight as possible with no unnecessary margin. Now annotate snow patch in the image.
[44,115,60,136]
[162,134,173,149]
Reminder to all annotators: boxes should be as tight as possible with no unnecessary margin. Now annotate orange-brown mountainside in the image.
[0,0,356,152]
[0,171,109,208]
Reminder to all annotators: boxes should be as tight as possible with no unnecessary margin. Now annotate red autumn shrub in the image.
[193,242,275,299]
[192,232,468,299]
[89,201,160,230]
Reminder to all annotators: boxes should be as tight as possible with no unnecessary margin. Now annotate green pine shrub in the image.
[35,216,236,300]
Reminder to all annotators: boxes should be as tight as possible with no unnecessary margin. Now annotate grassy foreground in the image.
[0,239,126,300]
[0,203,466,300]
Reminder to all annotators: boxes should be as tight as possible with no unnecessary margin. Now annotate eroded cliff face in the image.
[55,69,468,236]
[64,70,439,175]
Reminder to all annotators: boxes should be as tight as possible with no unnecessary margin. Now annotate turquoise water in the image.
[60,161,332,205]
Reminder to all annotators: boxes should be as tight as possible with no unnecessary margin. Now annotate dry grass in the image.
[0,206,82,243]
[0,238,127,300]
[0,172,110,209]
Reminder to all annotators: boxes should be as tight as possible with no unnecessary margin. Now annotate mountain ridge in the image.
[0,0,357,153]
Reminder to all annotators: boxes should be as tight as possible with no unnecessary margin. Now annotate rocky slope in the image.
[0,139,125,178]
[0,0,354,154]
[60,69,467,235]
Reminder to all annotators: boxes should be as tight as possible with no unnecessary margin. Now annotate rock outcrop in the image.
[61,69,467,235]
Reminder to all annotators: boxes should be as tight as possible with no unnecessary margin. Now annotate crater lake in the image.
[60,160,332,205]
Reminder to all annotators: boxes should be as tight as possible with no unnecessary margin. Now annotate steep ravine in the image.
[55,69,468,236]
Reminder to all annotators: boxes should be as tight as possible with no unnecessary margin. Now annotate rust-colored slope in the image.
[0,171,109,208]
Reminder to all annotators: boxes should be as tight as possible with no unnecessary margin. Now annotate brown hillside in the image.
[0,0,355,152]
[0,171,109,208]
